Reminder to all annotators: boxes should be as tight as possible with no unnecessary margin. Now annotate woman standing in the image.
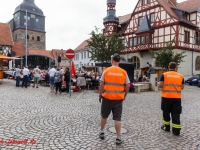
[54,68,62,94]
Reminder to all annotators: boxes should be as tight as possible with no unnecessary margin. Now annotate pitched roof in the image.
[29,49,54,59]
[135,12,153,34]
[118,13,132,25]
[74,39,90,51]
[156,0,180,20]
[12,42,25,57]
[177,0,200,12]
[52,49,68,59]
[0,23,13,46]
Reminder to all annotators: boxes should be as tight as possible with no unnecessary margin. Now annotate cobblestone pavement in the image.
[0,79,200,150]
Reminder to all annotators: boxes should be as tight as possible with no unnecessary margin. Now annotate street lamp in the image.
[125,46,129,61]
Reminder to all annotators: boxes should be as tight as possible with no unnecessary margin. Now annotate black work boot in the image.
[161,125,170,132]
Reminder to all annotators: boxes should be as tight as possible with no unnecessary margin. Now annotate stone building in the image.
[9,0,46,50]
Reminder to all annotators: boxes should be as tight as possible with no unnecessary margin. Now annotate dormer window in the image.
[139,17,143,26]
[142,0,145,6]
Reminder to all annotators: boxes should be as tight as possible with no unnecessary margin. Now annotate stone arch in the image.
[130,56,140,69]
[195,56,200,70]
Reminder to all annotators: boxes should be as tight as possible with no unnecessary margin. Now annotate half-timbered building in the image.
[104,0,200,77]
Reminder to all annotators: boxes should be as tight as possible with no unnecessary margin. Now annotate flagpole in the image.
[25,9,27,67]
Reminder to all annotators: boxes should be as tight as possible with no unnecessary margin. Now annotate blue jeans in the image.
[66,81,69,92]
[22,75,28,87]
[16,76,20,87]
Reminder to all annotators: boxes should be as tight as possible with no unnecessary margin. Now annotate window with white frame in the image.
[138,17,143,26]
[84,52,86,59]
[131,56,140,69]
[150,13,155,23]
[129,38,133,47]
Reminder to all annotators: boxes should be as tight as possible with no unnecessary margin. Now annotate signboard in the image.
[66,49,75,59]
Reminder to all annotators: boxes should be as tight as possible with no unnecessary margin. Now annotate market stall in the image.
[0,54,22,83]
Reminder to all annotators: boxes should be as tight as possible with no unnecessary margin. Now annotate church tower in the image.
[103,0,119,37]
[13,0,46,50]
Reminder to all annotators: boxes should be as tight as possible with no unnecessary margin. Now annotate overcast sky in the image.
[0,0,185,50]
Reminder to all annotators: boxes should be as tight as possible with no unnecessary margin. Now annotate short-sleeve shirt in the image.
[49,68,56,77]
[100,66,130,84]
[33,68,41,78]
[15,68,21,77]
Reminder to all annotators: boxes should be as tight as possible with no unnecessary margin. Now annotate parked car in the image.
[185,74,200,85]
[198,80,200,87]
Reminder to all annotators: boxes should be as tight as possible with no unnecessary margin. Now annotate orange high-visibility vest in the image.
[102,67,126,100]
[162,71,183,98]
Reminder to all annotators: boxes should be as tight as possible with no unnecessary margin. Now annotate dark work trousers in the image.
[22,75,28,88]
[16,76,20,87]
[161,97,182,134]
[66,81,69,92]
[55,81,62,92]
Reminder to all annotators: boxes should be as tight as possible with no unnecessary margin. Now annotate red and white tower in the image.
[103,0,119,37]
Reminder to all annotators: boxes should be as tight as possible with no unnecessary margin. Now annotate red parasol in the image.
[70,61,75,76]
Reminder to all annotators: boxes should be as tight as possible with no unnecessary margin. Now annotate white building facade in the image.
[73,40,96,70]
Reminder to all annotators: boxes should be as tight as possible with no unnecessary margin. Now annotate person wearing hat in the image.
[98,53,130,145]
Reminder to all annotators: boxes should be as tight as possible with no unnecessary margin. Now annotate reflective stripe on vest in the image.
[163,84,183,88]
[102,67,126,100]
[105,82,125,87]
[162,71,183,98]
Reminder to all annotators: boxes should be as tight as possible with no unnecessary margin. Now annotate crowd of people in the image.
[11,65,102,94]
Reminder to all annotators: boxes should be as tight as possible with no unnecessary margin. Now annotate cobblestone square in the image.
[0,80,200,150]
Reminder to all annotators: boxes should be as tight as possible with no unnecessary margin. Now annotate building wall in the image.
[13,29,46,50]
[73,48,96,70]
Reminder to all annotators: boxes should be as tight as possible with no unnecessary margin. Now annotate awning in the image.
[0,54,23,60]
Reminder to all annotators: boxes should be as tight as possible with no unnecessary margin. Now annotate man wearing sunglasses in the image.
[98,53,130,145]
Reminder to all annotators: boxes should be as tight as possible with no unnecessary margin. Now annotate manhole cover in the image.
[108,127,127,134]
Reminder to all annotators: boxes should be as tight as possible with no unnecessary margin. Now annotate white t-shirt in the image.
[49,68,56,77]
[33,68,41,77]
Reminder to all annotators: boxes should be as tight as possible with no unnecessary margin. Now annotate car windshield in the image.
[193,75,200,78]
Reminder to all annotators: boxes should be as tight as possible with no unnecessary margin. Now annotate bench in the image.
[134,82,150,93]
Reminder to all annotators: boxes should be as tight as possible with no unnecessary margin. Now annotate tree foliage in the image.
[150,39,186,69]
[86,27,125,63]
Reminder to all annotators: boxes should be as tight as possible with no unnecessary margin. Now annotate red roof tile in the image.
[52,49,67,59]
[118,13,132,24]
[74,39,91,51]
[0,23,13,46]
[12,42,25,57]
[157,0,180,20]
[177,0,200,12]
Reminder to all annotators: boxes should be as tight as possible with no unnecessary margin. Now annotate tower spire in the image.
[103,0,119,37]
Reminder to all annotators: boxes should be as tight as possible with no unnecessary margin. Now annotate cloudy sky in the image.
[0,0,185,50]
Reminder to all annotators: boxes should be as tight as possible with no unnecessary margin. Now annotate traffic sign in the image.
[66,49,75,59]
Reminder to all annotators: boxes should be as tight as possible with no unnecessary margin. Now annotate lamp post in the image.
[25,9,28,67]
[193,32,196,76]
[125,46,129,61]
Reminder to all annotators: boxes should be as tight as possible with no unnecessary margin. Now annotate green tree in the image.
[86,27,125,63]
[150,39,186,69]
